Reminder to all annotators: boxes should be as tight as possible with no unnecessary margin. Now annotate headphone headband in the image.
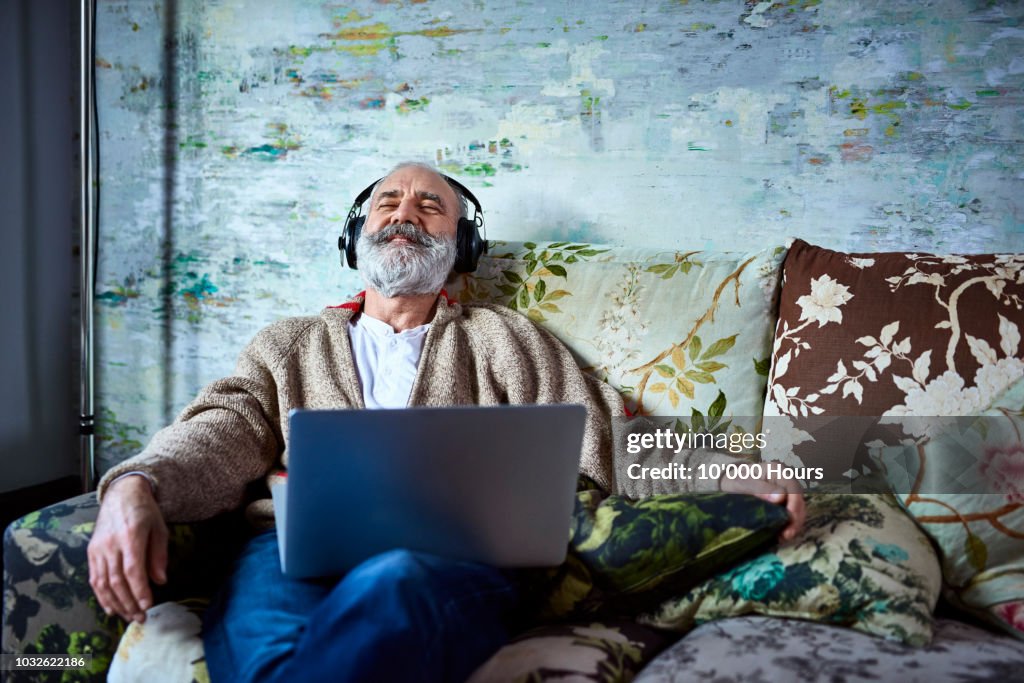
[339,171,487,273]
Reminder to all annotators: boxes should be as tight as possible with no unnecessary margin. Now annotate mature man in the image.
[89,162,804,683]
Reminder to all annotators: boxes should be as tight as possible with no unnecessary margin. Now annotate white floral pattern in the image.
[591,263,650,383]
[796,274,853,327]
[759,415,814,467]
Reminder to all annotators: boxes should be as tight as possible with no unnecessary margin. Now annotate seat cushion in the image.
[111,606,671,683]
[634,615,1024,683]
[467,619,675,683]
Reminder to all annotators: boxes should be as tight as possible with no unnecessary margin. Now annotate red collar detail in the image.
[327,291,366,311]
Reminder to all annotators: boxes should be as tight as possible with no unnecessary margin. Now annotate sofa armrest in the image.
[2,491,244,681]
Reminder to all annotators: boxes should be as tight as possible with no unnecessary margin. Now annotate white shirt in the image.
[347,312,430,409]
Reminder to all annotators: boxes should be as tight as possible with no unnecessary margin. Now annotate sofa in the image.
[4,238,1024,682]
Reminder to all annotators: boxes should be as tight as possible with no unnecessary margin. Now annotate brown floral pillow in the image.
[765,239,1024,420]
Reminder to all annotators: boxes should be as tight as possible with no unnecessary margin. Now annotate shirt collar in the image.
[352,311,430,339]
[326,290,461,326]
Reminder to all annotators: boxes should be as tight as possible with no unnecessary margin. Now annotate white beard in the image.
[356,223,457,298]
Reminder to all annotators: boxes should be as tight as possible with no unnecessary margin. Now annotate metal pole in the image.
[79,0,96,492]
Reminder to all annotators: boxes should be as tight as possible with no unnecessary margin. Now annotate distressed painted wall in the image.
[95,0,1024,471]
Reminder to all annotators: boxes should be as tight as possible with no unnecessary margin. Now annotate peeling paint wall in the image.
[95,0,1024,471]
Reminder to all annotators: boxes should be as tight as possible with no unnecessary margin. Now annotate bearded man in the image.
[88,162,804,683]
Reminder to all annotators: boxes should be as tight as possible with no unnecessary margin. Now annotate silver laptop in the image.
[273,404,586,578]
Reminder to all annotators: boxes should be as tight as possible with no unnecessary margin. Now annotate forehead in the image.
[375,166,456,204]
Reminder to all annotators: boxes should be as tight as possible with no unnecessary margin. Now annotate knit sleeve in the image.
[96,329,285,523]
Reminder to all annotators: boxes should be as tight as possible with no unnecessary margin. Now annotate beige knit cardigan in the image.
[97,293,729,528]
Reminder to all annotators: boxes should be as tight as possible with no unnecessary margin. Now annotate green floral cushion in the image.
[447,241,786,420]
[538,484,790,619]
[638,492,943,646]
[866,376,1024,640]
[3,494,126,682]
[2,493,242,682]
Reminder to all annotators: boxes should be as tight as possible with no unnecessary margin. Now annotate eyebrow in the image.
[375,189,447,211]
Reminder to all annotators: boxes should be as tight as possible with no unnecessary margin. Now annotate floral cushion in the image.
[448,241,786,419]
[764,238,1024,420]
[539,487,790,619]
[467,619,675,683]
[634,615,1024,683]
[764,239,1024,639]
[637,492,942,646]
[997,601,1024,636]
[866,375,1024,639]
[3,493,125,682]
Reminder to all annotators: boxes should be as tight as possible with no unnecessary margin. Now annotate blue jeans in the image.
[201,529,523,683]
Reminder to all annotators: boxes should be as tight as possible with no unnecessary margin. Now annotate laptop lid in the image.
[278,404,586,578]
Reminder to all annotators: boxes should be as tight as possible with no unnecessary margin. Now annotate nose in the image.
[390,197,419,226]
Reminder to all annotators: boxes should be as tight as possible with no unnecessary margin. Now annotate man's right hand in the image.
[87,475,169,623]
[719,473,805,542]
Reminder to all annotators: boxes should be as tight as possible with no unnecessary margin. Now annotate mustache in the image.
[367,223,436,247]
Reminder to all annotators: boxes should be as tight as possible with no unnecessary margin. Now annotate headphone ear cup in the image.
[453,217,485,273]
[349,216,364,269]
[339,215,363,269]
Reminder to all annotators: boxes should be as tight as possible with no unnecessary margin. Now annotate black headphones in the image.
[338,173,487,273]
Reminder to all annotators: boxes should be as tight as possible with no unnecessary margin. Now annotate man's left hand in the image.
[719,474,805,542]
